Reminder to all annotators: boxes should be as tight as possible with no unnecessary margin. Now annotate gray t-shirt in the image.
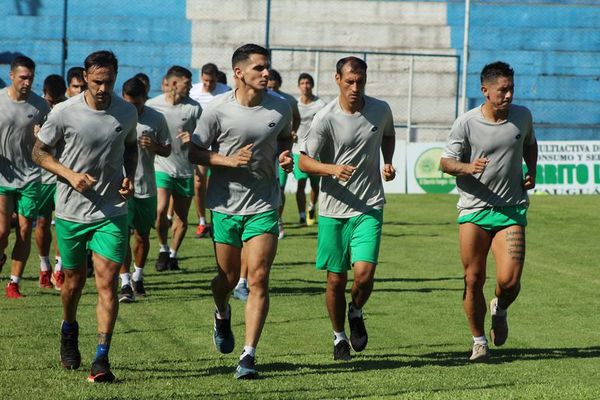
[146,94,202,178]
[301,95,396,218]
[295,97,326,153]
[192,90,292,215]
[441,104,536,216]
[134,105,171,198]
[37,93,138,223]
[0,88,50,188]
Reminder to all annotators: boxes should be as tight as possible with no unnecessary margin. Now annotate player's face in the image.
[169,75,192,99]
[267,79,279,91]
[298,78,313,96]
[482,76,514,111]
[201,73,217,93]
[336,66,366,105]
[44,92,66,108]
[122,93,145,115]
[235,54,270,91]
[67,77,86,97]
[84,66,116,106]
[9,66,34,97]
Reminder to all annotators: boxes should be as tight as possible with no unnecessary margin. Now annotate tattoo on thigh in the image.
[97,332,113,345]
[505,230,525,262]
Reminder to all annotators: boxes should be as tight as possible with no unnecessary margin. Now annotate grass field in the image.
[0,194,599,399]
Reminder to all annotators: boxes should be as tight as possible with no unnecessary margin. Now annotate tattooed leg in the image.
[491,225,526,309]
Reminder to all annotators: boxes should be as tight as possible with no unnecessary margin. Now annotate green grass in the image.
[1,194,599,399]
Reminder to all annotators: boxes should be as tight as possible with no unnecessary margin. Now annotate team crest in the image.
[116,126,123,132]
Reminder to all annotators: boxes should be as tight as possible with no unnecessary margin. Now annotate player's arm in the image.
[381,112,396,181]
[138,135,171,157]
[123,141,138,182]
[439,157,488,176]
[32,139,97,193]
[189,142,254,168]
[298,153,355,182]
[440,119,488,176]
[522,139,538,190]
[291,103,301,137]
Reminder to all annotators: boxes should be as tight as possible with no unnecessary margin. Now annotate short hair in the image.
[43,74,66,98]
[216,70,227,85]
[66,67,84,83]
[297,72,314,86]
[201,63,218,76]
[480,61,514,84]
[268,69,282,84]
[84,50,118,74]
[231,43,269,69]
[165,65,192,80]
[133,72,150,90]
[10,55,35,71]
[335,56,367,76]
[122,77,147,98]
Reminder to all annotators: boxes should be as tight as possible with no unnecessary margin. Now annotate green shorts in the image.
[55,215,129,269]
[279,153,320,188]
[38,183,56,218]
[0,181,40,219]
[458,204,528,231]
[212,209,279,248]
[156,171,194,197]
[316,209,383,273]
[128,196,157,236]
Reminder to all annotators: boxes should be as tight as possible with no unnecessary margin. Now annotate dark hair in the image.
[335,56,367,76]
[216,70,227,85]
[43,74,66,98]
[10,55,35,71]
[84,50,118,74]
[201,63,218,76]
[66,67,84,83]
[133,72,150,93]
[480,61,514,84]
[231,43,269,68]
[297,72,314,86]
[268,69,282,84]
[165,65,192,80]
[122,77,147,98]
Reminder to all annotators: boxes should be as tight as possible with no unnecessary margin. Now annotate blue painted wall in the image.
[447,1,600,140]
[0,0,193,98]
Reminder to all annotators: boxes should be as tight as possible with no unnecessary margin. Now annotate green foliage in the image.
[1,194,599,399]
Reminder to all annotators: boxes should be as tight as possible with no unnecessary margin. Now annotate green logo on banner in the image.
[415,148,455,193]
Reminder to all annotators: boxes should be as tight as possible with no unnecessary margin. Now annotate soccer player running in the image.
[0,55,50,298]
[298,56,396,361]
[295,72,326,226]
[267,69,300,239]
[189,63,231,239]
[118,77,171,302]
[148,66,202,271]
[440,61,538,362]
[33,50,138,382]
[189,43,293,379]
[36,74,67,290]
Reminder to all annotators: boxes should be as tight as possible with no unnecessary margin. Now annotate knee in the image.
[327,273,347,291]
[464,271,486,291]
[497,278,520,293]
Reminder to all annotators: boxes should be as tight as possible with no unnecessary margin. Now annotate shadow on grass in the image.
[382,232,440,238]
[384,220,452,227]
[374,277,463,283]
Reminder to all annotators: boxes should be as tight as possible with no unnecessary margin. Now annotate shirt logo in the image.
[371,126,378,132]
[182,117,188,121]
[515,134,522,139]
[268,122,276,128]
[27,114,33,119]
[116,126,123,132]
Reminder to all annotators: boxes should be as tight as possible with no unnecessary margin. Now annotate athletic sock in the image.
[55,257,62,272]
[240,345,256,360]
[199,217,206,226]
[299,211,306,219]
[473,335,488,345]
[348,303,362,319]
[61,320,78,333]
[10,275,20,284]
[120,273,131,287]
[215,304,231,320]
[169,249,177,258]
[167,214,173,221]
[308,202,314,211]
[132,266,143,281]
[39,256,51,272]
[159,243,169,252]
[333,331,348,345]
[235,278,248,289]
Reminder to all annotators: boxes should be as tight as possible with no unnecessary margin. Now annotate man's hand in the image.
[228,143,253,168]
[68,172,97,193]
[331,165,356,182]
[138,134,156,151]
[177,129,191,144]
[382,163,396,181]
[279,150,293,173]
[469,157,489,175]
[523,173,536,190]
[118,177,134,199]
